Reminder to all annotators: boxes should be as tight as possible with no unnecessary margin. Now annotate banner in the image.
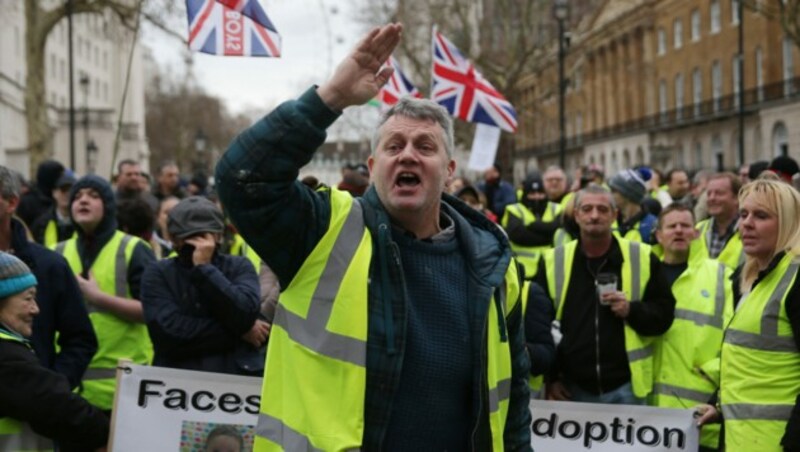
[110,363,261,451]
[109,363,699,451]
[530,400,699,451]
[468,123,502,171]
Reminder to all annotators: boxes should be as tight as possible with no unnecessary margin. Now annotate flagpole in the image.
[429,25,437,98]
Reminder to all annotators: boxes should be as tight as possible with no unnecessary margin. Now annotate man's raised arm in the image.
[214,24,402,288]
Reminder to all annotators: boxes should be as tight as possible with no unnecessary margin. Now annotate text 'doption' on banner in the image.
[530,399,699,451]
[111,363,261,452]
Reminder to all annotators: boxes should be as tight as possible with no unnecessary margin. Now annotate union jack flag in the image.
[186,0,281,57]
[378,56,422,110]
[431,27,517,132]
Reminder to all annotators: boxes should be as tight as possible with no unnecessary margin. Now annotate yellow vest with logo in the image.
[720,254,800,451]
[692,218,744,271]
[54,231,153,410]
[254,189,520,451]
[651,254,732,449]
[501,202,561,279]
[0,331,54,451]
[543,238,655,398]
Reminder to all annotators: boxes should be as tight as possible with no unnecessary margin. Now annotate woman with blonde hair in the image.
[697,179,800,451]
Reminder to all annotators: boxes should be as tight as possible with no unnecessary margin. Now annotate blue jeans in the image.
[566,381,645,405]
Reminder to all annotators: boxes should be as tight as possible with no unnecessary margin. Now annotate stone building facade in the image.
[515,0,800,177]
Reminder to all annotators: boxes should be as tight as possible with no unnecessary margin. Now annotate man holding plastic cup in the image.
[533,184,676,405]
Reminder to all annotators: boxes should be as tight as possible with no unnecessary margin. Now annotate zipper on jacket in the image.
[594,299,604,396]
[470,298,490,452]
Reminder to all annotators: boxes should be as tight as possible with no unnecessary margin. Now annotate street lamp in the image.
[194,128,208,174]
[553,0,570,170]
[79,74,90,174]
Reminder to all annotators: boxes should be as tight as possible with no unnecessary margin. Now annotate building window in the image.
[675,73,684,119]
[659,79,668,122]
[691,10,701,41]
[694,141,704,168]
[784,37,795,96]
[693,68,703,117]
[773,122,789,157]
[756,47,764,101]
[103,51,108,69]
[732,0,740,24]
[658,28,666,55]
[575,112,583,143]
[733,54,741,108]
[712,134,723,169]
[712,60,722,113]
[49,54,56,78]
[674,19,683,49]
[711,0,721,33]
[103,82,108,102]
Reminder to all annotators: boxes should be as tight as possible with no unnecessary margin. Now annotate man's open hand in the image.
[317,23,403,111]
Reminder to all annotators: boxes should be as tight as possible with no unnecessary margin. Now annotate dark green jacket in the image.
[216,87,532,451]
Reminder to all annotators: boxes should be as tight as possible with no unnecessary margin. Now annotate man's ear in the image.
[6,195,19,215]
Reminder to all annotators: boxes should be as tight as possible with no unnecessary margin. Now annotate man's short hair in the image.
[656,202,694,230]
[158,160,179,175]
[708,172,742,196]
[371,97,454,157]
[0,166,21,200]
[665,168,688,184]
[117,159,139,175]
[574,184,616,211]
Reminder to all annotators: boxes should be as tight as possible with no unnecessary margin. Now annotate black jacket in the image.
[0,332,108,451]
[141,253,264,375]
[11,218,96,389]
[534,237,675,394]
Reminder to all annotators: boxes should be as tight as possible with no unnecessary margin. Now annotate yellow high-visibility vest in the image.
[54,231,153,410]
[692,218,744,271]
[254,188,520,451]
[720,253,800,451]
[543,238,655,398]
[501,202,561,279]
[651,255,733,449]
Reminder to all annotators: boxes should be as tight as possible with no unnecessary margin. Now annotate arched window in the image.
[611,151,619,173]
[712,134,723,169]
[623,149,631,168]
[773,122,789,157]
[635,147,645,166]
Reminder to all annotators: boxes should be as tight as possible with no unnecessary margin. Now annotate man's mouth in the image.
[395,172,420,187]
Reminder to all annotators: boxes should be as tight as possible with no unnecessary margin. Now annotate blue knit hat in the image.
[0,252,36,299]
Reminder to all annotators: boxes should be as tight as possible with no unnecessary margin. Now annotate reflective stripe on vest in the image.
[652,382,714,404]
[673,262,728,329]
[720,255,800,448]
[545,238,654,397]
[256,189,520,451]
[54,231,152,410]
[256,191,369,451]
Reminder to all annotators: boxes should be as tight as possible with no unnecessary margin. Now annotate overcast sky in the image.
[143,0,365,115]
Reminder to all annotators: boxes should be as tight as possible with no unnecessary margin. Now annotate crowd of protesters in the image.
[3,22,800,452]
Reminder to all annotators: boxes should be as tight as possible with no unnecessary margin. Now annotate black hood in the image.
[35,160,65,196]
[68,174,117,237]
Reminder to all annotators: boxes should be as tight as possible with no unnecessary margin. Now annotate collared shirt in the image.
[708,217,739,259]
